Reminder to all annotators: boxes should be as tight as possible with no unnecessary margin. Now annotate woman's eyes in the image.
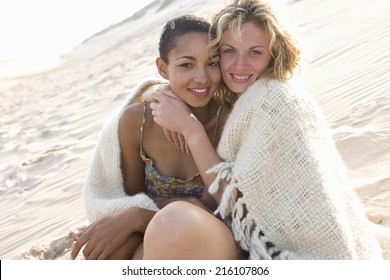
[222,48,235,54]
[179,63,193,68]
[208,61,219,67]
[249,50,262,55]
[179,61,219,68]
[222,49,263,56]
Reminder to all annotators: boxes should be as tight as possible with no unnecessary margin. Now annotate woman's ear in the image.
[156,57,169,79]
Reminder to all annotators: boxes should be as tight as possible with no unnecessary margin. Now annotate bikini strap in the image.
[140,101,147,154]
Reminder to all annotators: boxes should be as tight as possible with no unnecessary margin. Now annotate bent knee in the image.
[144,201,237,259]
[143,201,203,258]
[147,201,204,237]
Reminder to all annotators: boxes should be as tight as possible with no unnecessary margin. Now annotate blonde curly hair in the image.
[210,0,301,107]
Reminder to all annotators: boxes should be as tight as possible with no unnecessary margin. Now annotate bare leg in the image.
[143,201,238,260]
[106,232,143,260]
[132,242,144,260]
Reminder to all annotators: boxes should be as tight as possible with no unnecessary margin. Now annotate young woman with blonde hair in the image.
[143,0,382,259]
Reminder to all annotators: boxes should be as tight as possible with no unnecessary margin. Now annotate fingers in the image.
[161,85,180,100]
[170,131,182,151]
[157,85,180,99]
[150,92,163,103]
[75,228,86,238]
[163,130,188,153]
[71,229,89,259]
[149,100,159,119]
[96,249,110,260]
[71,226,104,260]
[164,128,181,150]
[163,128,191,154]
[81,239,95,259]
[185,142,191,154]
[156,84,170,94]
[150,91,179,103]
[177,133,187,154]
[149,96,158,109]
[149,99,163,123]
[72,231,107,260]
[83,241,105,260]
[163,128,174,145]
[149,99,157,110]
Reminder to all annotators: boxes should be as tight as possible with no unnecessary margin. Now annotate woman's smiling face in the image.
[157,32,221,108]
[219,21,272,96]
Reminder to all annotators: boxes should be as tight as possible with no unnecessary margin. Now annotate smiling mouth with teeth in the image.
[232,74,251,81]
[190,88,209,96]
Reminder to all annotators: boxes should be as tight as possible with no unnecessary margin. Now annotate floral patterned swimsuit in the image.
[140,102,221,201]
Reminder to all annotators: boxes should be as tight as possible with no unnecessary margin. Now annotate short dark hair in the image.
[159,14,213,64]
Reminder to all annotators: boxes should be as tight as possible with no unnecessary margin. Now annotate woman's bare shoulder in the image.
[119,102,146,140]
[121,103,144,125]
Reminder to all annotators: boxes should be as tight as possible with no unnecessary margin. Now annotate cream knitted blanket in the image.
[209,78,383,259]
[84,80,162,222]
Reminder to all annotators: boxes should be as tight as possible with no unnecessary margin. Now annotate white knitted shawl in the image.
[84,80,161,222]
[208,79,382,259]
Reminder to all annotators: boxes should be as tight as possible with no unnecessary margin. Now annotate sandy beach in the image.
[0,0,389,259]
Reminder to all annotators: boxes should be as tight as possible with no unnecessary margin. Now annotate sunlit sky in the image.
[0,0,154,78]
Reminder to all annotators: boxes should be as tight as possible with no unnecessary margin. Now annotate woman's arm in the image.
[142,84,190,153]
[71,207,156,260]
[73,102,157,260]
[119,103,147,195]
[84,80,163,222]
[150,93,226,204]
[72,103,152,260]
